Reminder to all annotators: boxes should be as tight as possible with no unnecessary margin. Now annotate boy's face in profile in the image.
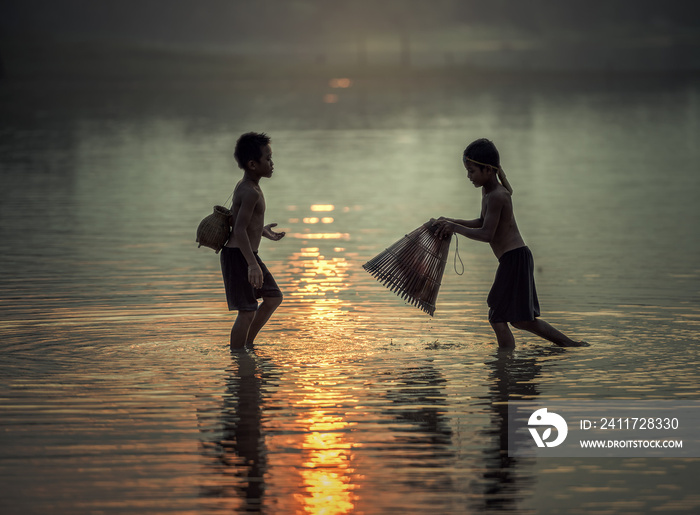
[249,144,274,178]
[464,161,489,188]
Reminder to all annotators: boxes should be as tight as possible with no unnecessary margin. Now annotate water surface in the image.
[1,75,700,513]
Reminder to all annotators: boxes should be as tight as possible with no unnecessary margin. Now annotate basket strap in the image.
[222,189,234,209]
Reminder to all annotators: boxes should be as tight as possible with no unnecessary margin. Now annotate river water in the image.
[1,74,700,513]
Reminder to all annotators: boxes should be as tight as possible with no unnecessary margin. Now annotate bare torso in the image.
[225,179,265,251]
[482,186,526,259]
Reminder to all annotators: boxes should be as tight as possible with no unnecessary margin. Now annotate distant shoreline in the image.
[3,38,700,84]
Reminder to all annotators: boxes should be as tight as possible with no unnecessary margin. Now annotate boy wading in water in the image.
[221,132,285,351]
[433,138,587,348]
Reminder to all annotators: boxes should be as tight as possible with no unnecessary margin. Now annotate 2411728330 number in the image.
[599,417,679,430]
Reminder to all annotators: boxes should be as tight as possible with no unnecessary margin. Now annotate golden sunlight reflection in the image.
[329,78,352,89]
[287,247,350,323]
[290,205,347,240]
[294,372,358,514]
[280,204,359,334]
[310,205,335,212]
[290,232,350,240]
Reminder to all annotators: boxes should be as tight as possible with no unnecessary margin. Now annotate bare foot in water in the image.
[559,340,590,347]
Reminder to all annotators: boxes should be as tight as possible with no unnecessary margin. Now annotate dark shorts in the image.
[220,247,282,312]
[487,246,540,323]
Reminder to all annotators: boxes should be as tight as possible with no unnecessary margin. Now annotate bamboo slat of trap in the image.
[363,221,452,316]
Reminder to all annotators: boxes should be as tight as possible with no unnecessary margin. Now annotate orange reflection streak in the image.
[286,247,351,325]
[289,205,347,241]
[281,210,362,511]
[310,205,335,212]
[293,373,358,514]
[289,233,350,240]
[275,242,360,512]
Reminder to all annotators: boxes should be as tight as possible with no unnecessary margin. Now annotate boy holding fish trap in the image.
[433,138,587,348]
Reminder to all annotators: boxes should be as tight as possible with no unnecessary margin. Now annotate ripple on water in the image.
[3,79,700,513]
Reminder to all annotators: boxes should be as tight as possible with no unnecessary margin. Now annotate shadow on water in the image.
[475,346,566,512]
[191,344,572,513]
[381,360,454,490]
[198,351,273,513]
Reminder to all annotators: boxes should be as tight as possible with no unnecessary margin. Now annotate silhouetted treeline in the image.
[1,0,697,79]
[1,0,695,47]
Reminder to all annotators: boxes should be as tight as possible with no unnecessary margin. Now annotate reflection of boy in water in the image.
[221,132,285,350]
[433,138,587,348]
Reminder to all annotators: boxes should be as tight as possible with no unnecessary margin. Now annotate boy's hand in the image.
[263,223,286,241]
[437,222,454,239]
[248,264,264,289]
[431,218,454,239]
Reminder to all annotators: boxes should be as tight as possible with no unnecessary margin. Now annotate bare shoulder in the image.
[486,186,512,208]
[233,180,261,204]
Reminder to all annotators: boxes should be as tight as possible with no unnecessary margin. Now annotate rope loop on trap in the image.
[453,235,464,276]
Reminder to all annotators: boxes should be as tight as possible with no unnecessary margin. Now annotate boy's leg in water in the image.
[231,310,256,350]
[490,321,516,348]
[512,319,588,347]
[245,296,283,347]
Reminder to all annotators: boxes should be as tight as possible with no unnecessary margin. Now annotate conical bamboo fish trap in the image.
[196,205,232,253]
[363,221,452,316]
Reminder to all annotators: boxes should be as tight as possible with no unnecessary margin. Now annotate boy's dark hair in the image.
[234,132,271,169]
[464,138,500,169]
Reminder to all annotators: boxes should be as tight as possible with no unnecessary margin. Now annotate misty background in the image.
[2,4,700,512]
[1,0,699,80]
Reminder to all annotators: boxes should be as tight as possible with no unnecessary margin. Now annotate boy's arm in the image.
[436,194,504,242]
[232,188,264,288]
[439,216,483,229]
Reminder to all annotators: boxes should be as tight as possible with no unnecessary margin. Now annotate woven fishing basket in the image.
[363,221,452,316]
[196,205,232,253]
